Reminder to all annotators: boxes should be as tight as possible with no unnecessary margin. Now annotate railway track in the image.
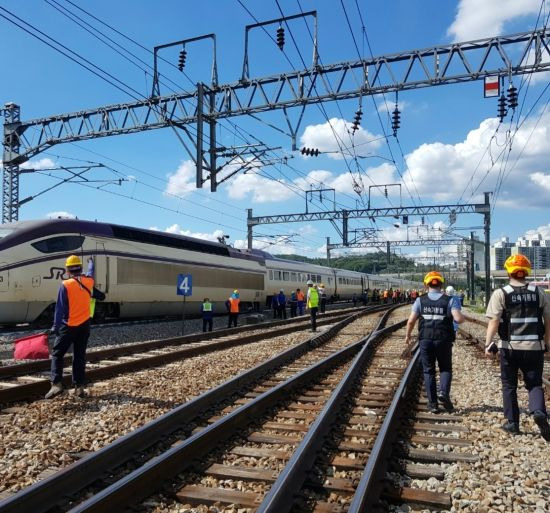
[0,305,399,513]
[0,306,381,405]
[1,307,477,513]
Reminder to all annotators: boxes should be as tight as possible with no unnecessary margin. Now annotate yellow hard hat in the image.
[65,254,82,268]
[504,254,531,277]
[423,271,444,286]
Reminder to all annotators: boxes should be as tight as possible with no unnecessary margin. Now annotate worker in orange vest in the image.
[226,289,240,328]
[383,289,389,304]
[45,255,94,399]
[296,288,305,315]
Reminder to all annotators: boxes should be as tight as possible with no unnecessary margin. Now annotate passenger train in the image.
[0,219,421,326]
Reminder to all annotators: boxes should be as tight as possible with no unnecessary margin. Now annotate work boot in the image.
[501,421,520,435]
[428,403,439,414]
[437,393,455,413]
[74,385,86,398]
[533,410,550,441]
[44,383,63,399]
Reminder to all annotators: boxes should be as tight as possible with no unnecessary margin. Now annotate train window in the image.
[283,272,289,281]
[32,235,85,254]
[274,270,282,280]
[291,272,296,281]
[317,274,321,283]
[269,270,273,280]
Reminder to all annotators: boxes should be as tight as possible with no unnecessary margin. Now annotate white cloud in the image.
[165,160,196,197]
[300,118,383,160]
[530,172,550,190]
[402,110,550,206]
[19,157,56,170]
[447,0,541,42]
[226,168,296,203]
[154,224,226,243]
[522,223,550,240]
[46,211,76,219]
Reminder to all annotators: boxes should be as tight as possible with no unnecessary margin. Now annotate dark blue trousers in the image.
[500,348,546,422]
[50,321,90,385]
[419,338,453,405]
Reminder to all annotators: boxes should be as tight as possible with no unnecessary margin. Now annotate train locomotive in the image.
[0,219,420,326]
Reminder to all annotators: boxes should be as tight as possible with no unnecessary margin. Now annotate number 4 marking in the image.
[179,276,190,294]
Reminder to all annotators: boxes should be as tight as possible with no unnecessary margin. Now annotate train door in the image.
[0,263,8,292]
[94,243,109,293]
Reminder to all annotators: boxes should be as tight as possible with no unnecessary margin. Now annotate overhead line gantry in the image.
[2,26,549,222]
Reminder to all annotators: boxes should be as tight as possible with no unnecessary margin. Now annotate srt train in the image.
[0,219,421,326]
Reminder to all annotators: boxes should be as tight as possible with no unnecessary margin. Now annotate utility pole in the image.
[326,237,331,266]
[2,102,23,223]
[470,231,476,302]
[483,192,491,306]
[247,208,253,250]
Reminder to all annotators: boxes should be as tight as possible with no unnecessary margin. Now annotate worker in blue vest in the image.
[201,298,214,332]
[485,254,550,439]
[277,289,287,319]
[405,271,465,414]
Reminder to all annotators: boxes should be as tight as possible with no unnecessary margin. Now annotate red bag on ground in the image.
[13,333,50,360]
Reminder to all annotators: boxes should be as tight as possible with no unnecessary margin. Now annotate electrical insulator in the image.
[507,84,518,110]
[301,147,320,157]
[351,108,363,133]
[497,94,508,122]
[391,104,401,136]
[384,186,388,197]
[276,26,285,50]
[402,215,408,225]
[178,49,187,72]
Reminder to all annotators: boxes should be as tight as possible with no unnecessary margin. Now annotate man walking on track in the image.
[485,254,550,440]
[405,271,465,414]
[306,280,319,332]
[45,255,95,399]
[226,290,240,328]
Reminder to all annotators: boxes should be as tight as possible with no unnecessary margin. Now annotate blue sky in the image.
[0,0,549,259]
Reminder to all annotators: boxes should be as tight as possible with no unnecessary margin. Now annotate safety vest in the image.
[228,297,240,313]
[307,287,319,308]
[418,294,455,342]
[498,284,544,344]
[202,301,212,312]
[296,291,305,302]
[383,290,388,298]
[63,276,94,327]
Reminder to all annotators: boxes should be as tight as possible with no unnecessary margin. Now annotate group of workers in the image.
[271,283,327,320]
[44,253,550,442]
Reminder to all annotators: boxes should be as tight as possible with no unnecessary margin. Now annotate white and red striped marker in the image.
[484,76,500,97]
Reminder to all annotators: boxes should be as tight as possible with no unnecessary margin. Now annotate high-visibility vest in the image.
[202,301,212,312]
[63,276,94,326]
[296,291,305,302]
[228,297,240,313]
[307,287,319,308]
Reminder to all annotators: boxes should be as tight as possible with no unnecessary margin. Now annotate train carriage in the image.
[0,219,422,326]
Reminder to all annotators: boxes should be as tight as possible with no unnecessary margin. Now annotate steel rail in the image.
[0,307,383,513]
[0,305,360,378]
[257,312,406,512]
[348,349,421,512]
[0,308,378,405]
[59,308,393,513]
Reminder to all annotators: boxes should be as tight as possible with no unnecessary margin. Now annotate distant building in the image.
[490,237,515,271]
[457,236,485,272]
[490,234,550,271]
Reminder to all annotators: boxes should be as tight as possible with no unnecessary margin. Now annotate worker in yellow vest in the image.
[306,280,319,332]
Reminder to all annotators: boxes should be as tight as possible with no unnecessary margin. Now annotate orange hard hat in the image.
[423,271,444,286]
[504,254,531,277]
